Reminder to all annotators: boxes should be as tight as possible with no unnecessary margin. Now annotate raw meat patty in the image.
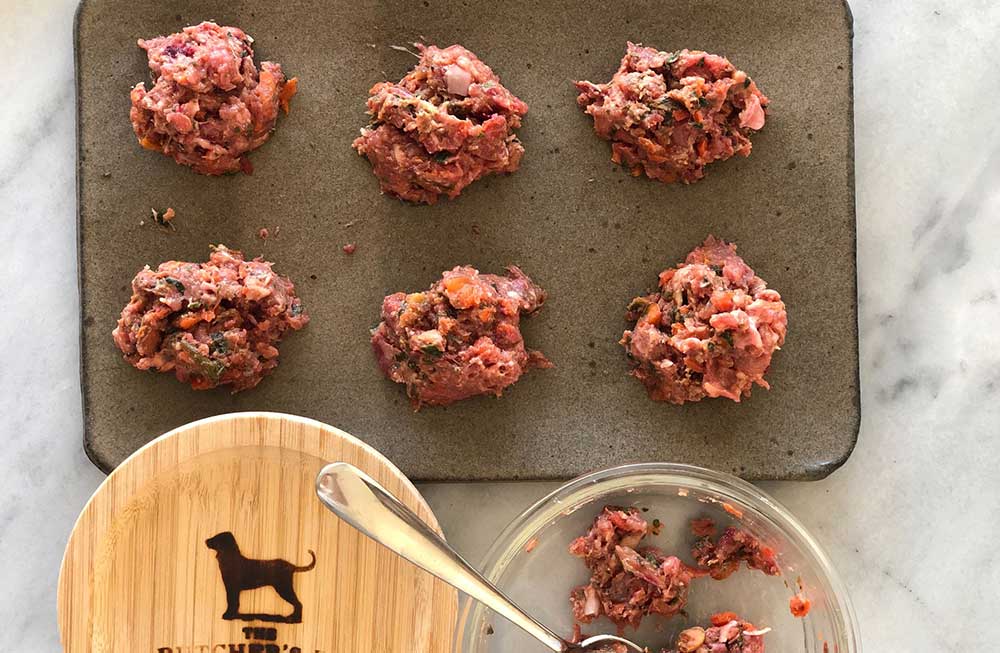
[112,246,308,391]
[353,44,528,204]
[621,236,787,404]
[575,43,769,183]
[692,526,781,580]
[662,614,769,653]
[370,266,550,407]
[130,21,298,175]
[569,507,705,629]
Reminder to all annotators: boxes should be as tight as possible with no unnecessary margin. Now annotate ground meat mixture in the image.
[663,614,769,653]
[353,44,528,204]
[130,21,298,175]
[575,43,769,184]
[370,266,550,407]
[569,507,705,629]
[691,527,781,580]
[621,236,787,404]
[112,246,308,391]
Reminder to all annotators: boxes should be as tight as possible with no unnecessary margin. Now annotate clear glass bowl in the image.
[456,463,860,653]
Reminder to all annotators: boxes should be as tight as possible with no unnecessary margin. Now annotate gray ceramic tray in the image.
[77,0,858,480]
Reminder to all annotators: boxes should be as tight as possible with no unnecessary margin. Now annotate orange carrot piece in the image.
[644,303,662,325]
[279,77,299,114]
[711,612,739,627]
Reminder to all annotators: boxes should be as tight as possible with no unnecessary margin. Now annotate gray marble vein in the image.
[1,0,998,650]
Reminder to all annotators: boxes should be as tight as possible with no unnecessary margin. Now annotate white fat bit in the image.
[743,628,772,637]
[717,621,741,643]
[445,64,473,96]
[583,588,601,616]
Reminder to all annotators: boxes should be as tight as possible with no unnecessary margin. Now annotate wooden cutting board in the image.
[76,0,858,481]
[58,412,457,653]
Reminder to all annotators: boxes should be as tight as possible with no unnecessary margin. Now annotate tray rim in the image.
[74,0,860,481]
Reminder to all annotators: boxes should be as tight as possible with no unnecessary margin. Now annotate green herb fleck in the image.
[434,151,452,163]
[691,122,703,130]
[652,97,680,113]
[698,56,706,66]
[187,300,202,310]
[698,96,709,107]
[645,552,660,565]
[710,264,723,275]
[209,332,228,355]
[666,52,680,64]
[652,518,661,528]
[627,297,651,313]
[290,303,304,317]
[673,309,684,323]
[394,351,408,362]
[744,77,751,88]
[163,277,185,293]
[421,344,444,358]
[721,331,734,346]
[179,341,226,384]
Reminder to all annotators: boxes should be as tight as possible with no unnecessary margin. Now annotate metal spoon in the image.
[315,462,645,653]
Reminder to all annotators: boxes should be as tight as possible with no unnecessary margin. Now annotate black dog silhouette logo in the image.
[205,531,316,624]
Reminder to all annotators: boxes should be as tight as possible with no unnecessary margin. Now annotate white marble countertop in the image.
[2,0,998,649]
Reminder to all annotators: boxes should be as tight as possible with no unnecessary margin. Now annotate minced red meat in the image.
[130,21,297,175]
[621,236,787,404]
[569,507,705,629]
[370,266,550,407]
[663,614,769,653]
[575,43,768,184]
[112,246,308,391]
[353,44,528,204]
[691,527,781,580]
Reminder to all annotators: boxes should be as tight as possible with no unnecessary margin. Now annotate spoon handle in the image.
[316,462,564,652]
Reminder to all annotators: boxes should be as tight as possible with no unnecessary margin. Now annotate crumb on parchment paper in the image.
[146,207,176,229]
